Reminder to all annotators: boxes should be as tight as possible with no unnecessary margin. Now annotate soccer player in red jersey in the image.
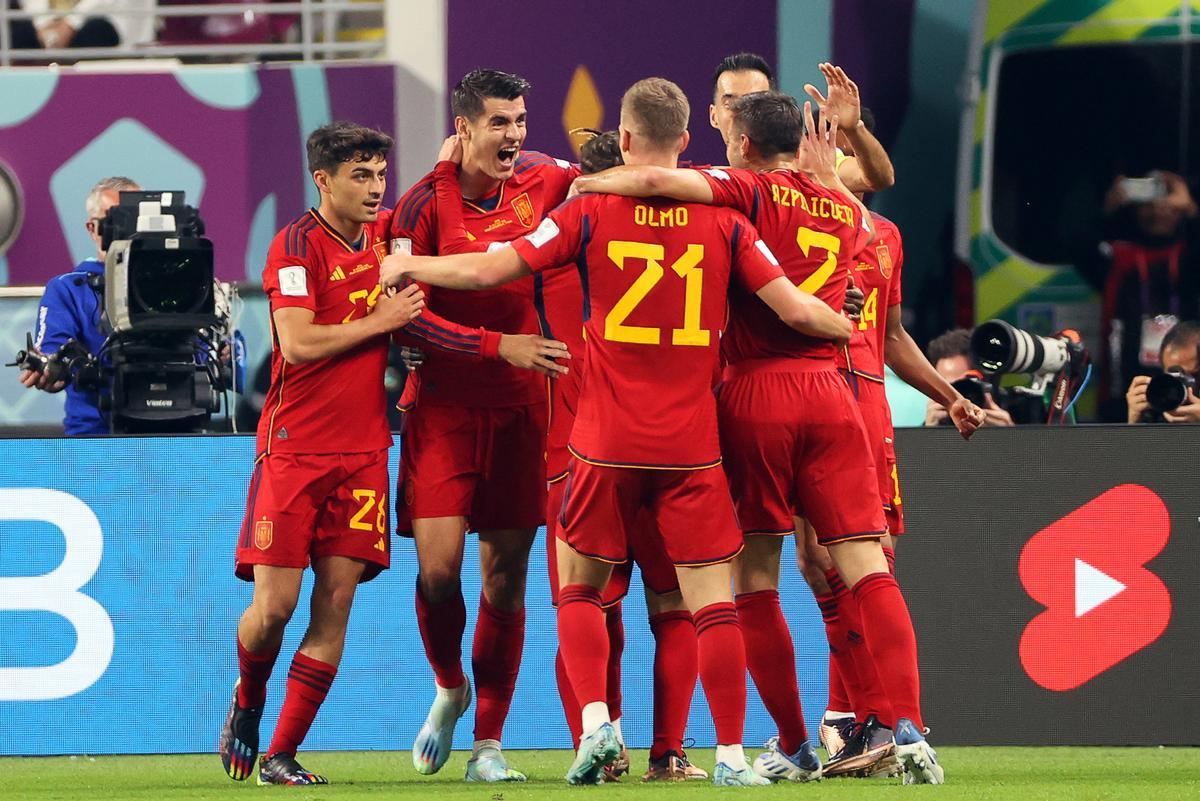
[389,69,579,783]
[574,93,984,784]
[429,129,707,782]
[383,77,852,787]
[218,123,427,786]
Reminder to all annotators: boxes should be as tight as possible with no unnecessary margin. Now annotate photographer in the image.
[17,176,139,435]
[1125,321,1200,424]
[923,328,1014,427]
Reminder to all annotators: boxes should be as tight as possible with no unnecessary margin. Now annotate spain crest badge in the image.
[876,244,893,280]
[511,192,536,228]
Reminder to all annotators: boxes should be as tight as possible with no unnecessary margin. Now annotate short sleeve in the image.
[519,151,582,206]
[699,167,758,219]
[263,236,317,313]
[729,214,786,293]
[389,176,439,256]
[510,197,586,274]
[889,236,904,307]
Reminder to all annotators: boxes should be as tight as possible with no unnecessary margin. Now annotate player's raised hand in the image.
[948,397,986,439]
[801,101,840,187]
[373,283,425,330]
[804,62,862,130]
[437,135,463,165]
[498,334,571,377]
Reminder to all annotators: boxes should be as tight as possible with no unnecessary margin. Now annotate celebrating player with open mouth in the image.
[382,76,852,786]
[388,69,579,783]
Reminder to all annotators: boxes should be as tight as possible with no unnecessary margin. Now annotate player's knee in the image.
[320,582,356,622]
[417,568,461,603]
[254,596,298,633]
[482,569,527,609]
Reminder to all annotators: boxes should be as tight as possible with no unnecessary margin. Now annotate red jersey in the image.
[427,159,584,479]
[257,209,394,456]
[511,194,784,469]
[699,167,870,364]
[836,213,904,382]
[391,151,580,406]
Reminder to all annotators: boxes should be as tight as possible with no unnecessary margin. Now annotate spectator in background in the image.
[17,176,139,435]
[1125,320,1200,424]
[8,0,155,51]
[923,328,1014,427]
[1103,171,1197,247]
[1097,170,1199,421]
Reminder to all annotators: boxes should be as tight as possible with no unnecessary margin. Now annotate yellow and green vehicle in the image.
[958,0,1197,348]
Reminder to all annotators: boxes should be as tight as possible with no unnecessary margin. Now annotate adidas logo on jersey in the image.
[329,266,347,281]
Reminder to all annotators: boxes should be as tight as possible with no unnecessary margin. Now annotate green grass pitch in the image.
[2,748,1198,800]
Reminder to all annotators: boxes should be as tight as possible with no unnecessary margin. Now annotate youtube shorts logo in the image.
[1018,484,1172,692]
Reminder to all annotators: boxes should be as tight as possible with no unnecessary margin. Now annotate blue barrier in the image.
[0,435,829,755]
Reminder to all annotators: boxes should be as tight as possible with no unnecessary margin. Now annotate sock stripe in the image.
[286,672,332,694]
[288,661,335,684]
[824,568,848,595]
[694,603,739,635]
[559,584,603,607]
[734,588,780,604]
[851,571,896,599]
[648,610,693,629]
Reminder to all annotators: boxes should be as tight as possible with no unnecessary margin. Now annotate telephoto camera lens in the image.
[1146,368,1197,414]
[970,320,1071,375]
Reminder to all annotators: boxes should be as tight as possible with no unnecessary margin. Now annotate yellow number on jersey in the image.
[858,287,879,331]
[349,488,386,533]
[795,226,842,294]
[342,284,383,324]
[605,241,709,347]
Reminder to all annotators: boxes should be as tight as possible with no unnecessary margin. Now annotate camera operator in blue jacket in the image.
[17,176,139,435]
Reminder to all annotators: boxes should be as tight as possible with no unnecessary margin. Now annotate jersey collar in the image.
[308,208,366,253]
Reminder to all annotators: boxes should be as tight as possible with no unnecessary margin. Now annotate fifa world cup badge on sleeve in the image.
[254,519,274,550]
[278,266,308,297]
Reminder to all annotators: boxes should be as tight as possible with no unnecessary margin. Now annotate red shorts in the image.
[396,402,547,534]
[718,360,886,546]
[850,376,905,536]
[235,449,391,582]
[558,458,743,568]
[546,476,633,606]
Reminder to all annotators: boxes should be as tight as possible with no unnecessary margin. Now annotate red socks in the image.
[605,604,624,721]
[556,584,608,710]
[555,603,626,748]
[236,636,280,709]
[852,571,922,730]
[648,609,696,760]
[415,582,467,689]
[735,589,808,754]
[472,593,526,742]
[693,602,746,747]
[267,652,336,756]
[555,648,583,747]
[822,568,893,725]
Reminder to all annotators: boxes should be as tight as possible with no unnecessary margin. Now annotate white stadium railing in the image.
[0,1,386,65]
